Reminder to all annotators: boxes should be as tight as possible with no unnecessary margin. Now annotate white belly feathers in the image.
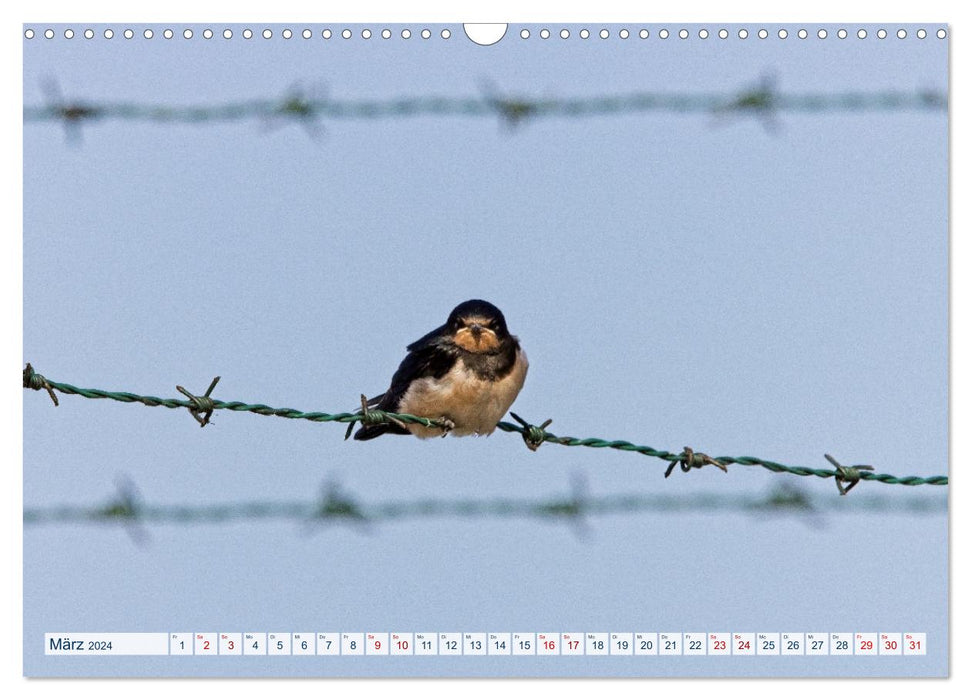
[397,348,528,438]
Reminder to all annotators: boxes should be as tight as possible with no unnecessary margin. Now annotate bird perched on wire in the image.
[352,299,528,440]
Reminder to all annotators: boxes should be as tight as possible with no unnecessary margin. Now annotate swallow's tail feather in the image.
[353,422,410,441]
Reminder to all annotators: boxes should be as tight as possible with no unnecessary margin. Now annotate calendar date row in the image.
[46,632,927,656]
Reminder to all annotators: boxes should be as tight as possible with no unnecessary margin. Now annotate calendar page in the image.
[22,16,948,679]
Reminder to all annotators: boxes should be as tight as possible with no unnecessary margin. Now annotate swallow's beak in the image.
[469,323,483,338]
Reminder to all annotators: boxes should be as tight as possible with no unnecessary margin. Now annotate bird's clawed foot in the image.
[438,417,456,437]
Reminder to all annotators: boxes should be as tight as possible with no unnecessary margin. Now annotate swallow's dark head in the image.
[446,299,511,354]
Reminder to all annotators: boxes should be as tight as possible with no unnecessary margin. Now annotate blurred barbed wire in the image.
[22,476,947,539]
[23,78,947,136]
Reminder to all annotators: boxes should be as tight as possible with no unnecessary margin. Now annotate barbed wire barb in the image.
[23,363,58,406]
[824,453,875,495]
[508,411,553,451]
[534,472,591,539]
[39,77,103,143]
[263,81,327,139]
[175,376,221,427]
[664,447,728,478]
[101,475,150,545]
[310,479,371,533]
[477,78,541,130]
[711,73,781,132]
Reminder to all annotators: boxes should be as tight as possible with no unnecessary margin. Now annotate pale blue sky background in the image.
[22,22,947,678]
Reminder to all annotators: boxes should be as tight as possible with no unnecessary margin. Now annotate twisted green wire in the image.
[492,420,948,488]
[23,365,948,489]
[22,365,443,430]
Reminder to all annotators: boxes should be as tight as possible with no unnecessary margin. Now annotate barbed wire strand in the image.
[23,83,947,132]
[22,478,947,534]
[23,364,948,494]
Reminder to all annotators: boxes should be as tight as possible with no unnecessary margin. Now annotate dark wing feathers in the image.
[405,323,447,352]
[353,329,457,441]
[379,339,457,410]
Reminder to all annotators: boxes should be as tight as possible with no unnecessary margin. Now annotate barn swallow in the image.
[353,299,528,440]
